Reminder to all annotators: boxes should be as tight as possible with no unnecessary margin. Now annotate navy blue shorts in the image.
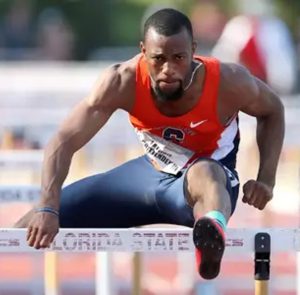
[59,155,239,228]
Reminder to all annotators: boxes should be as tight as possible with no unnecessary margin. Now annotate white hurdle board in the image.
[0,227,299,253]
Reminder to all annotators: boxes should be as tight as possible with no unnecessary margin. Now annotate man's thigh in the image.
[59,156,168,228]
[155,171,194,227]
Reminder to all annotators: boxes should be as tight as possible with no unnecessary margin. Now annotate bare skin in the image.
[15,27,284,249]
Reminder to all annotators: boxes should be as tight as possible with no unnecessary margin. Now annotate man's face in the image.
[141,27,195,102]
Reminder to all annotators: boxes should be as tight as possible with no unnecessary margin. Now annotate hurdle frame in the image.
[254,233,271,295]
[0,227,299,295]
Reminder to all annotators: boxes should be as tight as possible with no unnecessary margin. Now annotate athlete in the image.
[15,8,284,280]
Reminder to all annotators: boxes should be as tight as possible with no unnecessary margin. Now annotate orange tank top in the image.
[129,54,239,174]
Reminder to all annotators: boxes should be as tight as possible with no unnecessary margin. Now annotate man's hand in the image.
[27,211,59,249]
[242,180,273,210]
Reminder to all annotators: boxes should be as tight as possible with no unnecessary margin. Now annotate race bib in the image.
[137,131,194,175]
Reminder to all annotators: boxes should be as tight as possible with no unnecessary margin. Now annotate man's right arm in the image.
[40,99,113,210]
[39,63,135,210]
[26,62,136,249]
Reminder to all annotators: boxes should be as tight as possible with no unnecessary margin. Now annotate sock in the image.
[204,210,227,233]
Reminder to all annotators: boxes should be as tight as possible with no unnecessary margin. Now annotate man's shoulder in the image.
[220,62,250,82]
[98,54,141,93]
[89,54,142,111]
[110,53,141,80]
[219,62,255,94]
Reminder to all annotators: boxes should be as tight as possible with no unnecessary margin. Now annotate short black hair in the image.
[143,8,193,41]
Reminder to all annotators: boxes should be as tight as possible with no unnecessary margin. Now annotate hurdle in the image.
[0,227,299,294]
[0,186,299,294]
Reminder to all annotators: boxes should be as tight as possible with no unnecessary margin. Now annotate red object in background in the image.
[239,18,267,82]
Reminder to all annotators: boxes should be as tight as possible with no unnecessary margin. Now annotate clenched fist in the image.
[242,180,273,210]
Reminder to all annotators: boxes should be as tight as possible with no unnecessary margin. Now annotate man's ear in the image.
[192,41,197,54]
[140,41,146,54]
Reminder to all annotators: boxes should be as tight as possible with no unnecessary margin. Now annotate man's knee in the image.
[185,160,227,204]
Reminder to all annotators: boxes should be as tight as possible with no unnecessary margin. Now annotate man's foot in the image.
[193,217,225,280]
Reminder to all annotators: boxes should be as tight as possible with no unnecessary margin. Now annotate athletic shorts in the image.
[59,155,239,228]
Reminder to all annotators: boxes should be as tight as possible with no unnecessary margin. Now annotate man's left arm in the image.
[229,65,285,210]
[249,78,285,187]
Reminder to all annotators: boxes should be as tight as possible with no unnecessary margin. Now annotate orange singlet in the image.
[129,55,239,175]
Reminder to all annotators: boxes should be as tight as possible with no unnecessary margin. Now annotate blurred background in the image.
[0,0,300,294]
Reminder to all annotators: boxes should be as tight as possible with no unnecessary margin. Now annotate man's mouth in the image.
[158,80,180,91]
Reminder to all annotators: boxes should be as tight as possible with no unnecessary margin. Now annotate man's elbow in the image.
[263,93,285,120]
[273,95,285,120]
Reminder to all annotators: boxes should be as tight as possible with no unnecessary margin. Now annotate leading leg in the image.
[184,159,239,279]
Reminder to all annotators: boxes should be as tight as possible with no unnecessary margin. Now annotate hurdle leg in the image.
[254,233,271,295]
[255,280,269,295]
[95,252,114,295]
[44,252,59,295]
[132,252,142,295]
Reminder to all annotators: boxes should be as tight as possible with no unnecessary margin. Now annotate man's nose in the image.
[162,62,175,76]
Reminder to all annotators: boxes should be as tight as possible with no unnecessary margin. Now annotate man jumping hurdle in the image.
[15,8,285,280]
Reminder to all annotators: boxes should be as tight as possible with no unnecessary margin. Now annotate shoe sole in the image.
[193,217,225,280]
